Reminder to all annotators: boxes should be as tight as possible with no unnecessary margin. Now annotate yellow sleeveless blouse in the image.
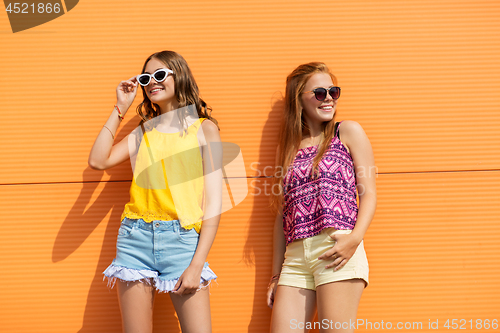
[121,118,206,232]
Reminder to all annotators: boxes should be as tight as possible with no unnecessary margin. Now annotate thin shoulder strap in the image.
[334,121,342,138]
[197,117,207,128]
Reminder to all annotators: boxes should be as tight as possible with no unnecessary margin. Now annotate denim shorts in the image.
[103,217,216,292]
[278,228,368,290]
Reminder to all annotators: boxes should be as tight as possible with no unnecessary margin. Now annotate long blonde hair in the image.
[271,62,338,212]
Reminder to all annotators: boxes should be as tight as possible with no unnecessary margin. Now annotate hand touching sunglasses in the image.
[137,68,174,86]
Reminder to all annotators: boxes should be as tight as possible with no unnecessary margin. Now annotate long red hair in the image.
[271,62,338,212]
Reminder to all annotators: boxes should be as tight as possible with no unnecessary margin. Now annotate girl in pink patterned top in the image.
[267,62,377,333]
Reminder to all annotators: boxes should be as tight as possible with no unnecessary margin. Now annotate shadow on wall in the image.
[51,124,181,332]
[243,94,284,332]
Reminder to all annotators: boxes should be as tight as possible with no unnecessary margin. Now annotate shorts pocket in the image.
[118,223,134,238]
[177,227,199,245]
[323,229,338,246]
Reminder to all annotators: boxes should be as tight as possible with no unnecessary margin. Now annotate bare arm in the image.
[173,120,222,295]
[343,120,377,243]
[88,77,139,170]
[266,146,287,308]
[267,209,285,308]
[319,120,377,270]
[271,210,286,277]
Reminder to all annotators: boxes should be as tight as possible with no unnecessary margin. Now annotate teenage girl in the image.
[88,51,222,333]
[266,62,376,333]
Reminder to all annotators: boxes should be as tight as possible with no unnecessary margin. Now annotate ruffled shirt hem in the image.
[121,211,202,233]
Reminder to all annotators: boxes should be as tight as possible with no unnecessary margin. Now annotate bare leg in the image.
[169,287,212,333]
[271,285,317,333]
[117,280,156,333]
[316,279,365,333]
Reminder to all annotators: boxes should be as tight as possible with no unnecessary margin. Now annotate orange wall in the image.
[1,1,499,332]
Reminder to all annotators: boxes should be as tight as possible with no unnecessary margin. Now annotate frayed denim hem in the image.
[103,263,217,293]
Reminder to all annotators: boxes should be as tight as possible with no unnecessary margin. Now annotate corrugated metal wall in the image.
[1,1,499,332]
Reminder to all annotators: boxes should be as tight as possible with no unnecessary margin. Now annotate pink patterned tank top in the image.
[282,122,358,245]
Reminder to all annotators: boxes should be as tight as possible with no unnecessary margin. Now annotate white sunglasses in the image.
[137,68,174,86]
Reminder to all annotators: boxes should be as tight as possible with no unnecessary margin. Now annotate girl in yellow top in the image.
[89,51,222,333]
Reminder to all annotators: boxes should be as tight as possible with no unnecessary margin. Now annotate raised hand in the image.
[116,76,139,112]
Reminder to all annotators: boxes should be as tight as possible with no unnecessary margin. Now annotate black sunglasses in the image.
[303,86,341,101]
[137,68,174,86]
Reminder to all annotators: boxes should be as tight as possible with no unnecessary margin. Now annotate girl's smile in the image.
[142,58,177,111]
[149,87,165,95]
[301,73,338,130]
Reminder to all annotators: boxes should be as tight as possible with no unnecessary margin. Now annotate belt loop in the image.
[123,217,135,229]
[135,218,141,230]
